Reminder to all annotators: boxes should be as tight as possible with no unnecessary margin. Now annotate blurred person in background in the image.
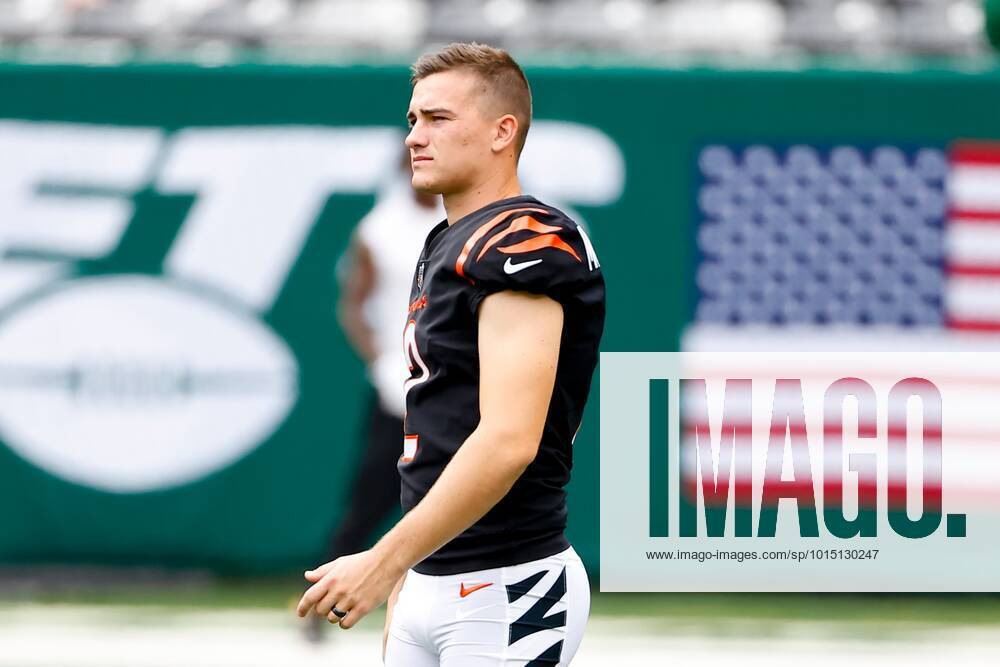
[298,42,605,666]
[305,150,443,642]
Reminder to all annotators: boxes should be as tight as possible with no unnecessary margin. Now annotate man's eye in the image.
[432,116,447,122]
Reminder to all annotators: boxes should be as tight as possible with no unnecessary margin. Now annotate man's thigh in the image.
[384,570,439,667]
[439,548,591,666]
[384,631,439,667]
[388,547,590,666]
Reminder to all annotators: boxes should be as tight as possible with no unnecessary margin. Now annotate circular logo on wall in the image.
[0,275,298,493]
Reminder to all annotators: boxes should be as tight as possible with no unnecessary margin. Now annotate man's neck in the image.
[444,171,522,225]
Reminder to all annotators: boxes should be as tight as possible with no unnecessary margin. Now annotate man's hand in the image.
[295,549,405,629]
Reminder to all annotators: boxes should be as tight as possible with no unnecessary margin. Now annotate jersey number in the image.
[401,319,429,463]
[403,319,429,396]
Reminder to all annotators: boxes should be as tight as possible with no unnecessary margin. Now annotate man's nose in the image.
[405,124,427,148]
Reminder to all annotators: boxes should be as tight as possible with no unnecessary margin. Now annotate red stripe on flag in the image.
[951,142,1000,166]
[947,318,1000,332]
[683,420,1000,444]
[680,478,939,511]
[683,423,942,439]
[948,209,1000,223]
[945,264,1000,277]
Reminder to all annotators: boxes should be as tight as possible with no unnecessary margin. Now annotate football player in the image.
[297,42,605,666]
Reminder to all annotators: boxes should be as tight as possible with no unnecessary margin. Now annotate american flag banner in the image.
[946,142,1000,332]
[692,143,947,329]
[683,142,1000,512]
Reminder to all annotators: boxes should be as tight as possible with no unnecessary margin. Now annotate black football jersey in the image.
[399,194,605,575]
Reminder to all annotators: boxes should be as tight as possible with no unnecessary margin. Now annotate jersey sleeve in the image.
[459,208,601,312]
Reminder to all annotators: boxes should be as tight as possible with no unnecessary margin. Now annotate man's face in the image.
[405,70,495,195]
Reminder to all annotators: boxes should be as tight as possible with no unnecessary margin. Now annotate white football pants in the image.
[384,546,590,666]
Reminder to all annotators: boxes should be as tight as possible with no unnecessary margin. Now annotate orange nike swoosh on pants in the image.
[459,582,493,598]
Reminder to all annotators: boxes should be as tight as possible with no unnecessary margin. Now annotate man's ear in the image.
[492,114,519,155]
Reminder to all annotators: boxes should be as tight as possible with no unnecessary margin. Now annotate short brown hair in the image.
[410,42,532,157]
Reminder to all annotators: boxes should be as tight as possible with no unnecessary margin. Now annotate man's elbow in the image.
[337,298,361,330]
[482,425,542,471]
[511,439,540,469]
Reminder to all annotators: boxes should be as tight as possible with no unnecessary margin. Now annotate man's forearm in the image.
[337,238,378,364]
[372,425,535,574]
[337,301,378,363]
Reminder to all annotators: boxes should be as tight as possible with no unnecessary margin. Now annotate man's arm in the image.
[337,234,379,364]
[297,290,563,628]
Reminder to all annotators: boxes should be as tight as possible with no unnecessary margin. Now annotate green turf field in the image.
[4,573,999,667]
[5,573,1000,626]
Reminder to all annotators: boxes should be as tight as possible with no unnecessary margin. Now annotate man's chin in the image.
[411,174,445,195]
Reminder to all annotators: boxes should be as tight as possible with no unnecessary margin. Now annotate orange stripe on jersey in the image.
[475,215,561,261]
[455,207,549,280]
[498,233,582,262]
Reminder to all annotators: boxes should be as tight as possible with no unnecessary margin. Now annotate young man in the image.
[296,42,605,666]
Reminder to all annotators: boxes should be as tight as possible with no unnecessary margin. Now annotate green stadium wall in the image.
[0,60,999,577]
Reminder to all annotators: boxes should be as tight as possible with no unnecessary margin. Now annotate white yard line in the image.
[1,605,999,667]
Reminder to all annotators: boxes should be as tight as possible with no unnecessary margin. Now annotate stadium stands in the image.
[0,1,991,60]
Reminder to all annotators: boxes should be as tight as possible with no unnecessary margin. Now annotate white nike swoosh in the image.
[503,258,543,274]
